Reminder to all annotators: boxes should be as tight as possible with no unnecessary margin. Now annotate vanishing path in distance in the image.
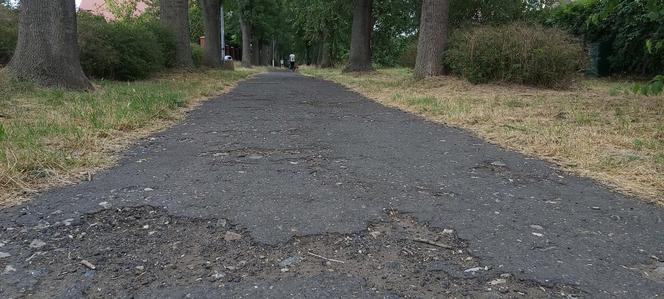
[1,71,663,298]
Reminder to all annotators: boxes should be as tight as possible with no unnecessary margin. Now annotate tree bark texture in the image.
[251,36,260,66]
[414,0,450,78]
[161,0,193,67]
[260,43,270,66]
[239,14,252,67]
[343,0,373,72]
[8,0,91,89]
[200,0,221,67]
[320,31,332,68]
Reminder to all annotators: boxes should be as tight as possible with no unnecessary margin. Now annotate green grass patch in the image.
[0,67,259,205]
[504,99,528,108]
[406,96,472,116]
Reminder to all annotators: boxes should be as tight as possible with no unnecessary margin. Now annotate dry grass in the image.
[301,67,664,204]
[0,67,262,206]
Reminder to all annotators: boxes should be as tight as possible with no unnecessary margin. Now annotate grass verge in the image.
[301,67,664,204]
[0,67,261,206]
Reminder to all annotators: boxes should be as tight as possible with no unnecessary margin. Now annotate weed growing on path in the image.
[0,68,261,206]
[301,67,664,204]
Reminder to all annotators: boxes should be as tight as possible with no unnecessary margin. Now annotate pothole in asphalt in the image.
[0,207,582,298]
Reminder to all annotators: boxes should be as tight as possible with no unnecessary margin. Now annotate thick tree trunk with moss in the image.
[343,0,373,72]
[239,14,252,67]
[161,0,193,67]
[200,0,222,67]
[8,0,91,89]
[414,0,450,78]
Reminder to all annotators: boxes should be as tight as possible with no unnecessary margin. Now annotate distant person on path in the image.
[280,59,284,68]
[289,53,296,71]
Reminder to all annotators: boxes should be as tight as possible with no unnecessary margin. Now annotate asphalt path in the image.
[1,71,663,298]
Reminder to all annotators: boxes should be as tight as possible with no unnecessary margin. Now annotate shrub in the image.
[445,23,586,87]
[546,0,664,76]
[191,43,203,67]
[78,13,120,79]
[78,13,175,81]
[632,75,664,96]
[108,22,165,80]
[137,16,177,67]
[0,5,17,66]
[398,39,418,68]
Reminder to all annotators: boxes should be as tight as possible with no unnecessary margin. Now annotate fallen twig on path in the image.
[411,238,453,249]
[307,251,345,264]
[81,259,96,270]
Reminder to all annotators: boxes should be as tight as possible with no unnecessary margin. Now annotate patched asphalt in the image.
[1,71,663,298]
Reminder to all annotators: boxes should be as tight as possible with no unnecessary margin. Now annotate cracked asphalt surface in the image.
[1,71,663,298]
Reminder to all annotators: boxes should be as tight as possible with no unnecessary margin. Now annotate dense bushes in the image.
[78,13,176,81]
[141,20,177,68]
[398,40,418,68]
[0,11,177,80]
[547,0,664,77]
[1,9,204,81]
[445,23,586,87]
[0,5,17,66]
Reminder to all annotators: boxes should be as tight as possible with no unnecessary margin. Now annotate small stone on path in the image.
[654,266,664,275]
[464,266,485,273]
[216,219,227,227]
[29,239,46,249]
[489,278,507,285]
[210,271,226,281]
[3,265,16,274]
[491,161,507,167]
[278,256,301,268]
[224,231,242,241]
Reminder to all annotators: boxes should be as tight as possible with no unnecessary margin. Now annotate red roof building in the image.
[79,0,149,20]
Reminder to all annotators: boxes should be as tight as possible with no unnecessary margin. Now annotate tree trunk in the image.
[239,14,252,67]
[343,0,373,72]
[161,0,193,67]
[315,41,323,66]
[414,0,450,78]
[260,43,270,66]
[8,0,91,89]
[200,0,221,67]
[251,37,260,66]
[320,31,332,68]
